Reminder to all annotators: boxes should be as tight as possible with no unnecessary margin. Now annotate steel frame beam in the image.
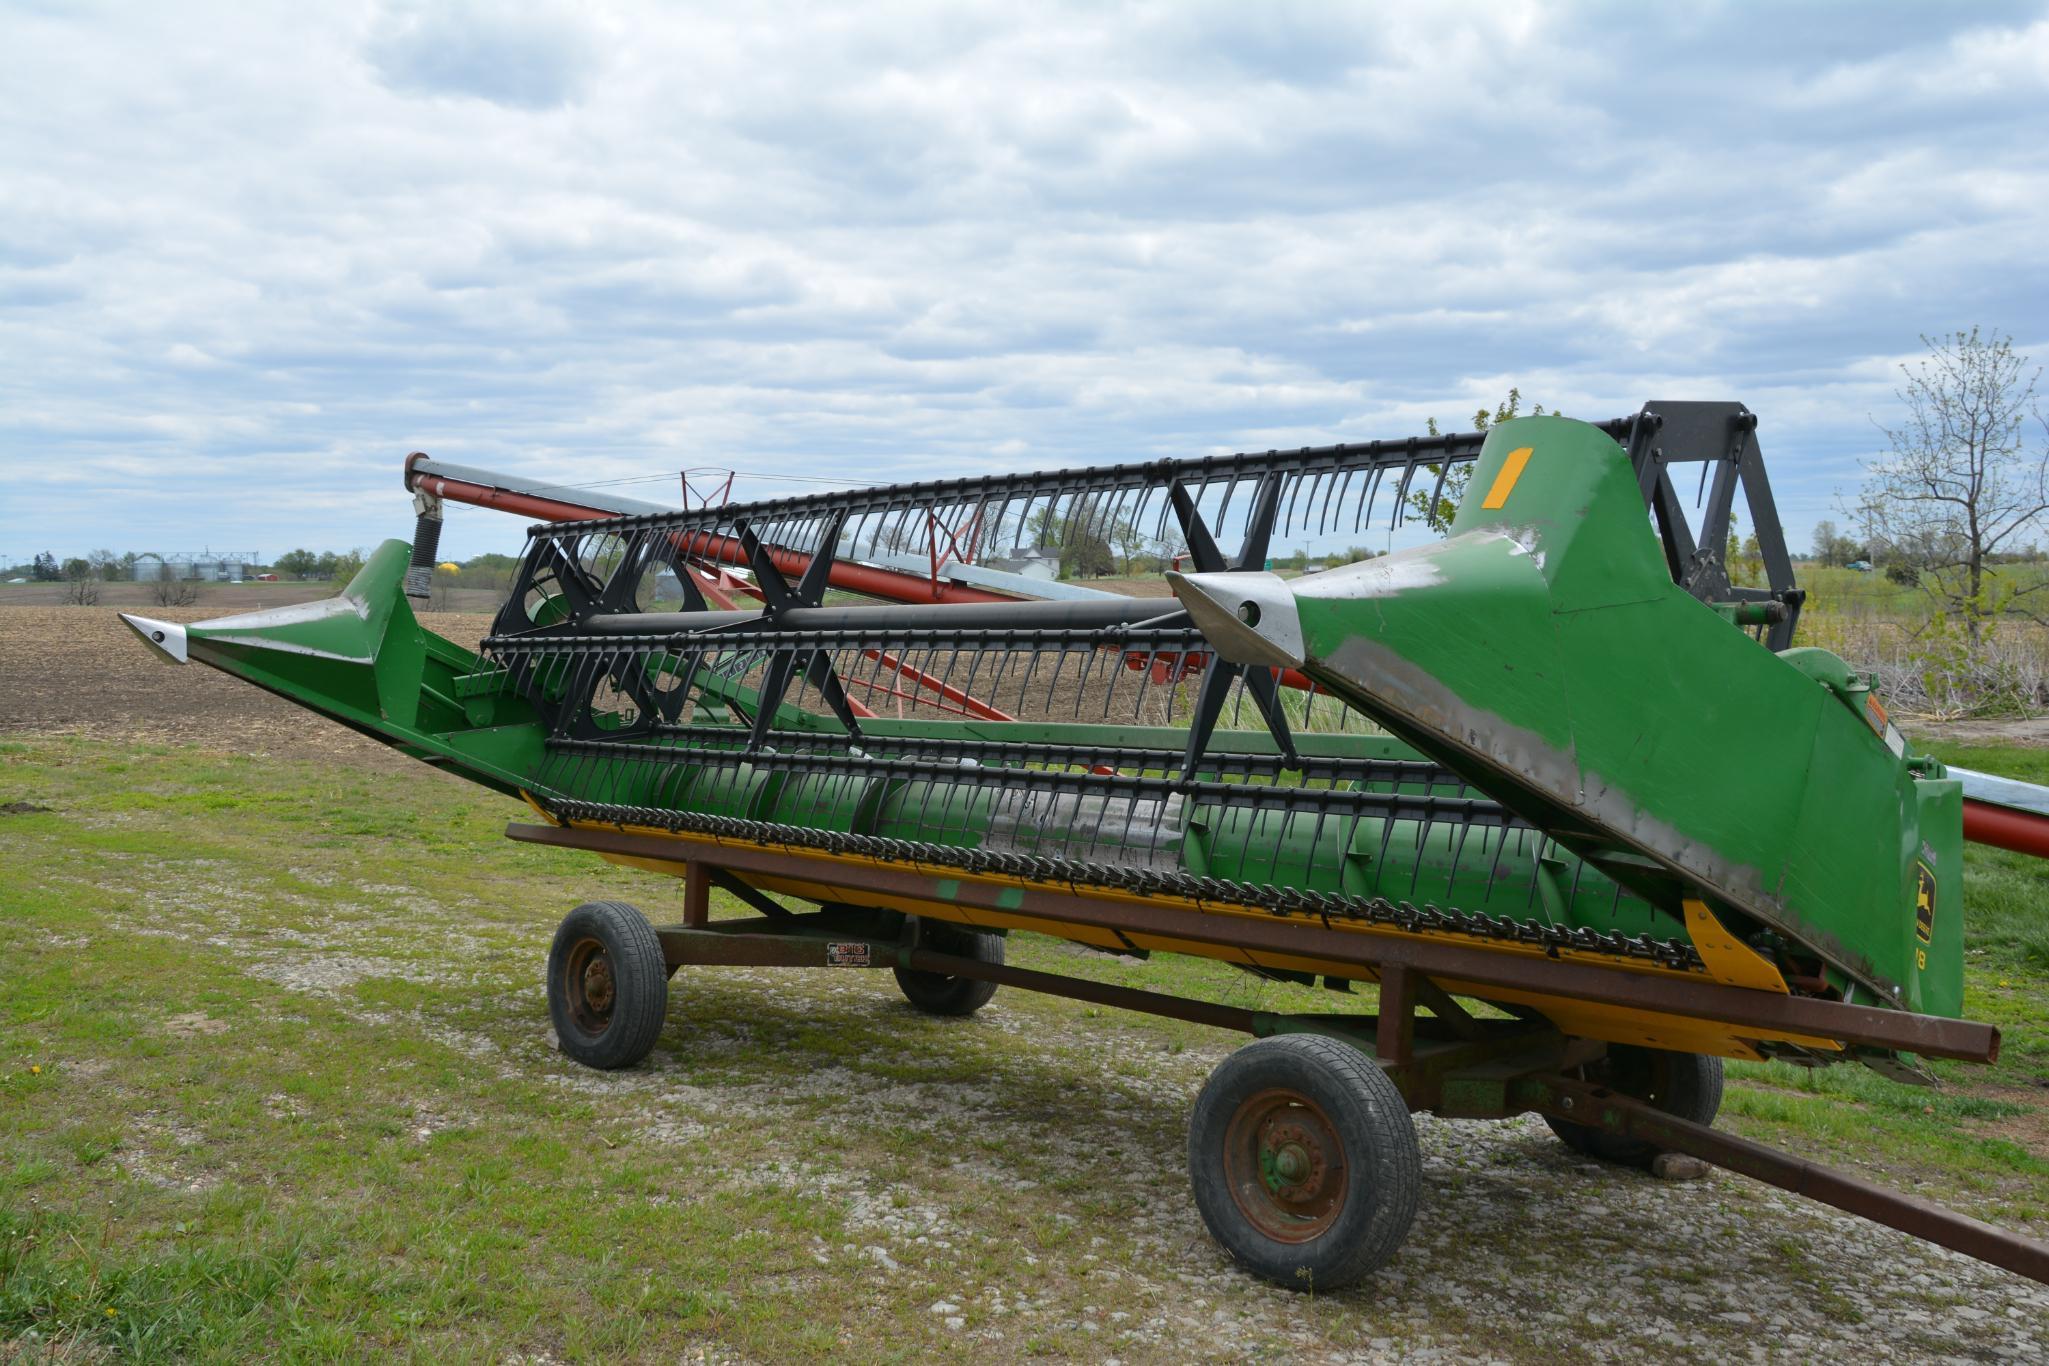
[649,912,1577,1111]
[503,820,2001,1064]
[1517,1074,2049,1285]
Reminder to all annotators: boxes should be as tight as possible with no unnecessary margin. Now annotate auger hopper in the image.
[123,402,2048,1290]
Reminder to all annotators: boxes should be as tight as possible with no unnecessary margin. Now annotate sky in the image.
[2,0,2047,566]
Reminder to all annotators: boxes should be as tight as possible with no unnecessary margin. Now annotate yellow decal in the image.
[1915,861,1936,945]
[1481,446,1533,509]
[1865,692,1889,736]
[1683,898,1788,993]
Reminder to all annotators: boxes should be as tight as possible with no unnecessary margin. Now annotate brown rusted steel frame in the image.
[655,925,897,969]
[1414,975,1486,1040]
[654,916,1262,1030]
[843,671,986,720]
[680,468,735,511]
[684,563,744,611]
[970,977,1563,1111]
[1376,963,1417,1067]
[902,944,1269,1032]
[503,821,2002,1064]
[657,927,859,968]
[706,867,793,919]
[1518,1073,2049,1286]
[681,862,710,929]
[648,915,1560,1107]
[860,647,1017,721]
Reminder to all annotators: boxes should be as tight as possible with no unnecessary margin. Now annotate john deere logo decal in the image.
[1915,862,1936,945]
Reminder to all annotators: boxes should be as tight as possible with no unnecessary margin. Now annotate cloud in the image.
[363,0,605,109]
[0,1,2046,567]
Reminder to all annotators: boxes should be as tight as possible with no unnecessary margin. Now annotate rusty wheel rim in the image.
[1223,1086,1349,1243]
[563,936,616,1035]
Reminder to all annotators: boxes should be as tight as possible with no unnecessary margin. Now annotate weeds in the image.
[1795,566,2049,716]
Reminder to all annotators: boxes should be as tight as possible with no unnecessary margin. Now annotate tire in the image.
[547,901,669,1070]
[1544,1046,1723,1165]
[1188,1034,1420,1291]
[892,918,1003,1016]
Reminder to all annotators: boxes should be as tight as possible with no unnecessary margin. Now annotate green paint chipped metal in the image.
[1174,416,1962,1017]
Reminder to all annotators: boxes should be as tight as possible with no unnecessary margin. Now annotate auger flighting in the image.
[122,404,2049,1290]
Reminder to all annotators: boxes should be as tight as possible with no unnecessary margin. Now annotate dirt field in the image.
[0,600,496,770]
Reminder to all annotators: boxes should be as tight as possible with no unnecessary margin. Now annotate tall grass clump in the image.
[1794,565,2049,718]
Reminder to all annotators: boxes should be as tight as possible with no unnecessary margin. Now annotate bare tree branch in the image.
[1848,327,2048,644]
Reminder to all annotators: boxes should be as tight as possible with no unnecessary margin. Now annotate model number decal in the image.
[826,941,872,967]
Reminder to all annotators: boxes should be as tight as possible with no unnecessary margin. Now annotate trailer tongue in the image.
[123,403,2048,1289]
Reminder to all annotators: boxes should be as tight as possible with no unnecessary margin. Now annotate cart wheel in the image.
[1544,1046,1723,1165]
[547,901,668,1070]
[893,918,1002,1016]
[1188,1034,1419,1291]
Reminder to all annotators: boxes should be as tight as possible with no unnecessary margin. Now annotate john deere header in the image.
[119,402,2047,1290]
[122,406,1961,1058]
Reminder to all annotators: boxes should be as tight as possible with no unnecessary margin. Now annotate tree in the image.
[1412,388,1553,533]
[63,557,100,606]
[1809,519,1862,568]
[1048,498,1114,579]
[1851,328,2048,641]
[31,552,57,582]
[1110,519,1151,576]
[274,548,319,579]
[151,569,199,607]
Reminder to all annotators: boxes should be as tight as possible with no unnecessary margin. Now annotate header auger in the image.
[123,403,2049,1290]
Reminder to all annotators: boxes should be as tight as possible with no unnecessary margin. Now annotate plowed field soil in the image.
[0,604,495,770]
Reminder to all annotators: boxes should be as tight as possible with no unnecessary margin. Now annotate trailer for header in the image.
[123,402,2048,1288]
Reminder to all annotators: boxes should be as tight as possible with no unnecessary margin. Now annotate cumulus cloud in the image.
[0,1,2046,563]
[363,0,607,109]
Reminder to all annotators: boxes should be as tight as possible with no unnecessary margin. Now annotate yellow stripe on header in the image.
[1481,446,1534,510]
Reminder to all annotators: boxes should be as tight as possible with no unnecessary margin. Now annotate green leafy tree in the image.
[1809,518,1863,567]
[1111,518,1151,576]
[1411,388,1552,534]
[275,548,319,579]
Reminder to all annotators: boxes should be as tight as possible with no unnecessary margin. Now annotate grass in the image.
[1,734,2046,1359]
[0,736,1354,1360]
